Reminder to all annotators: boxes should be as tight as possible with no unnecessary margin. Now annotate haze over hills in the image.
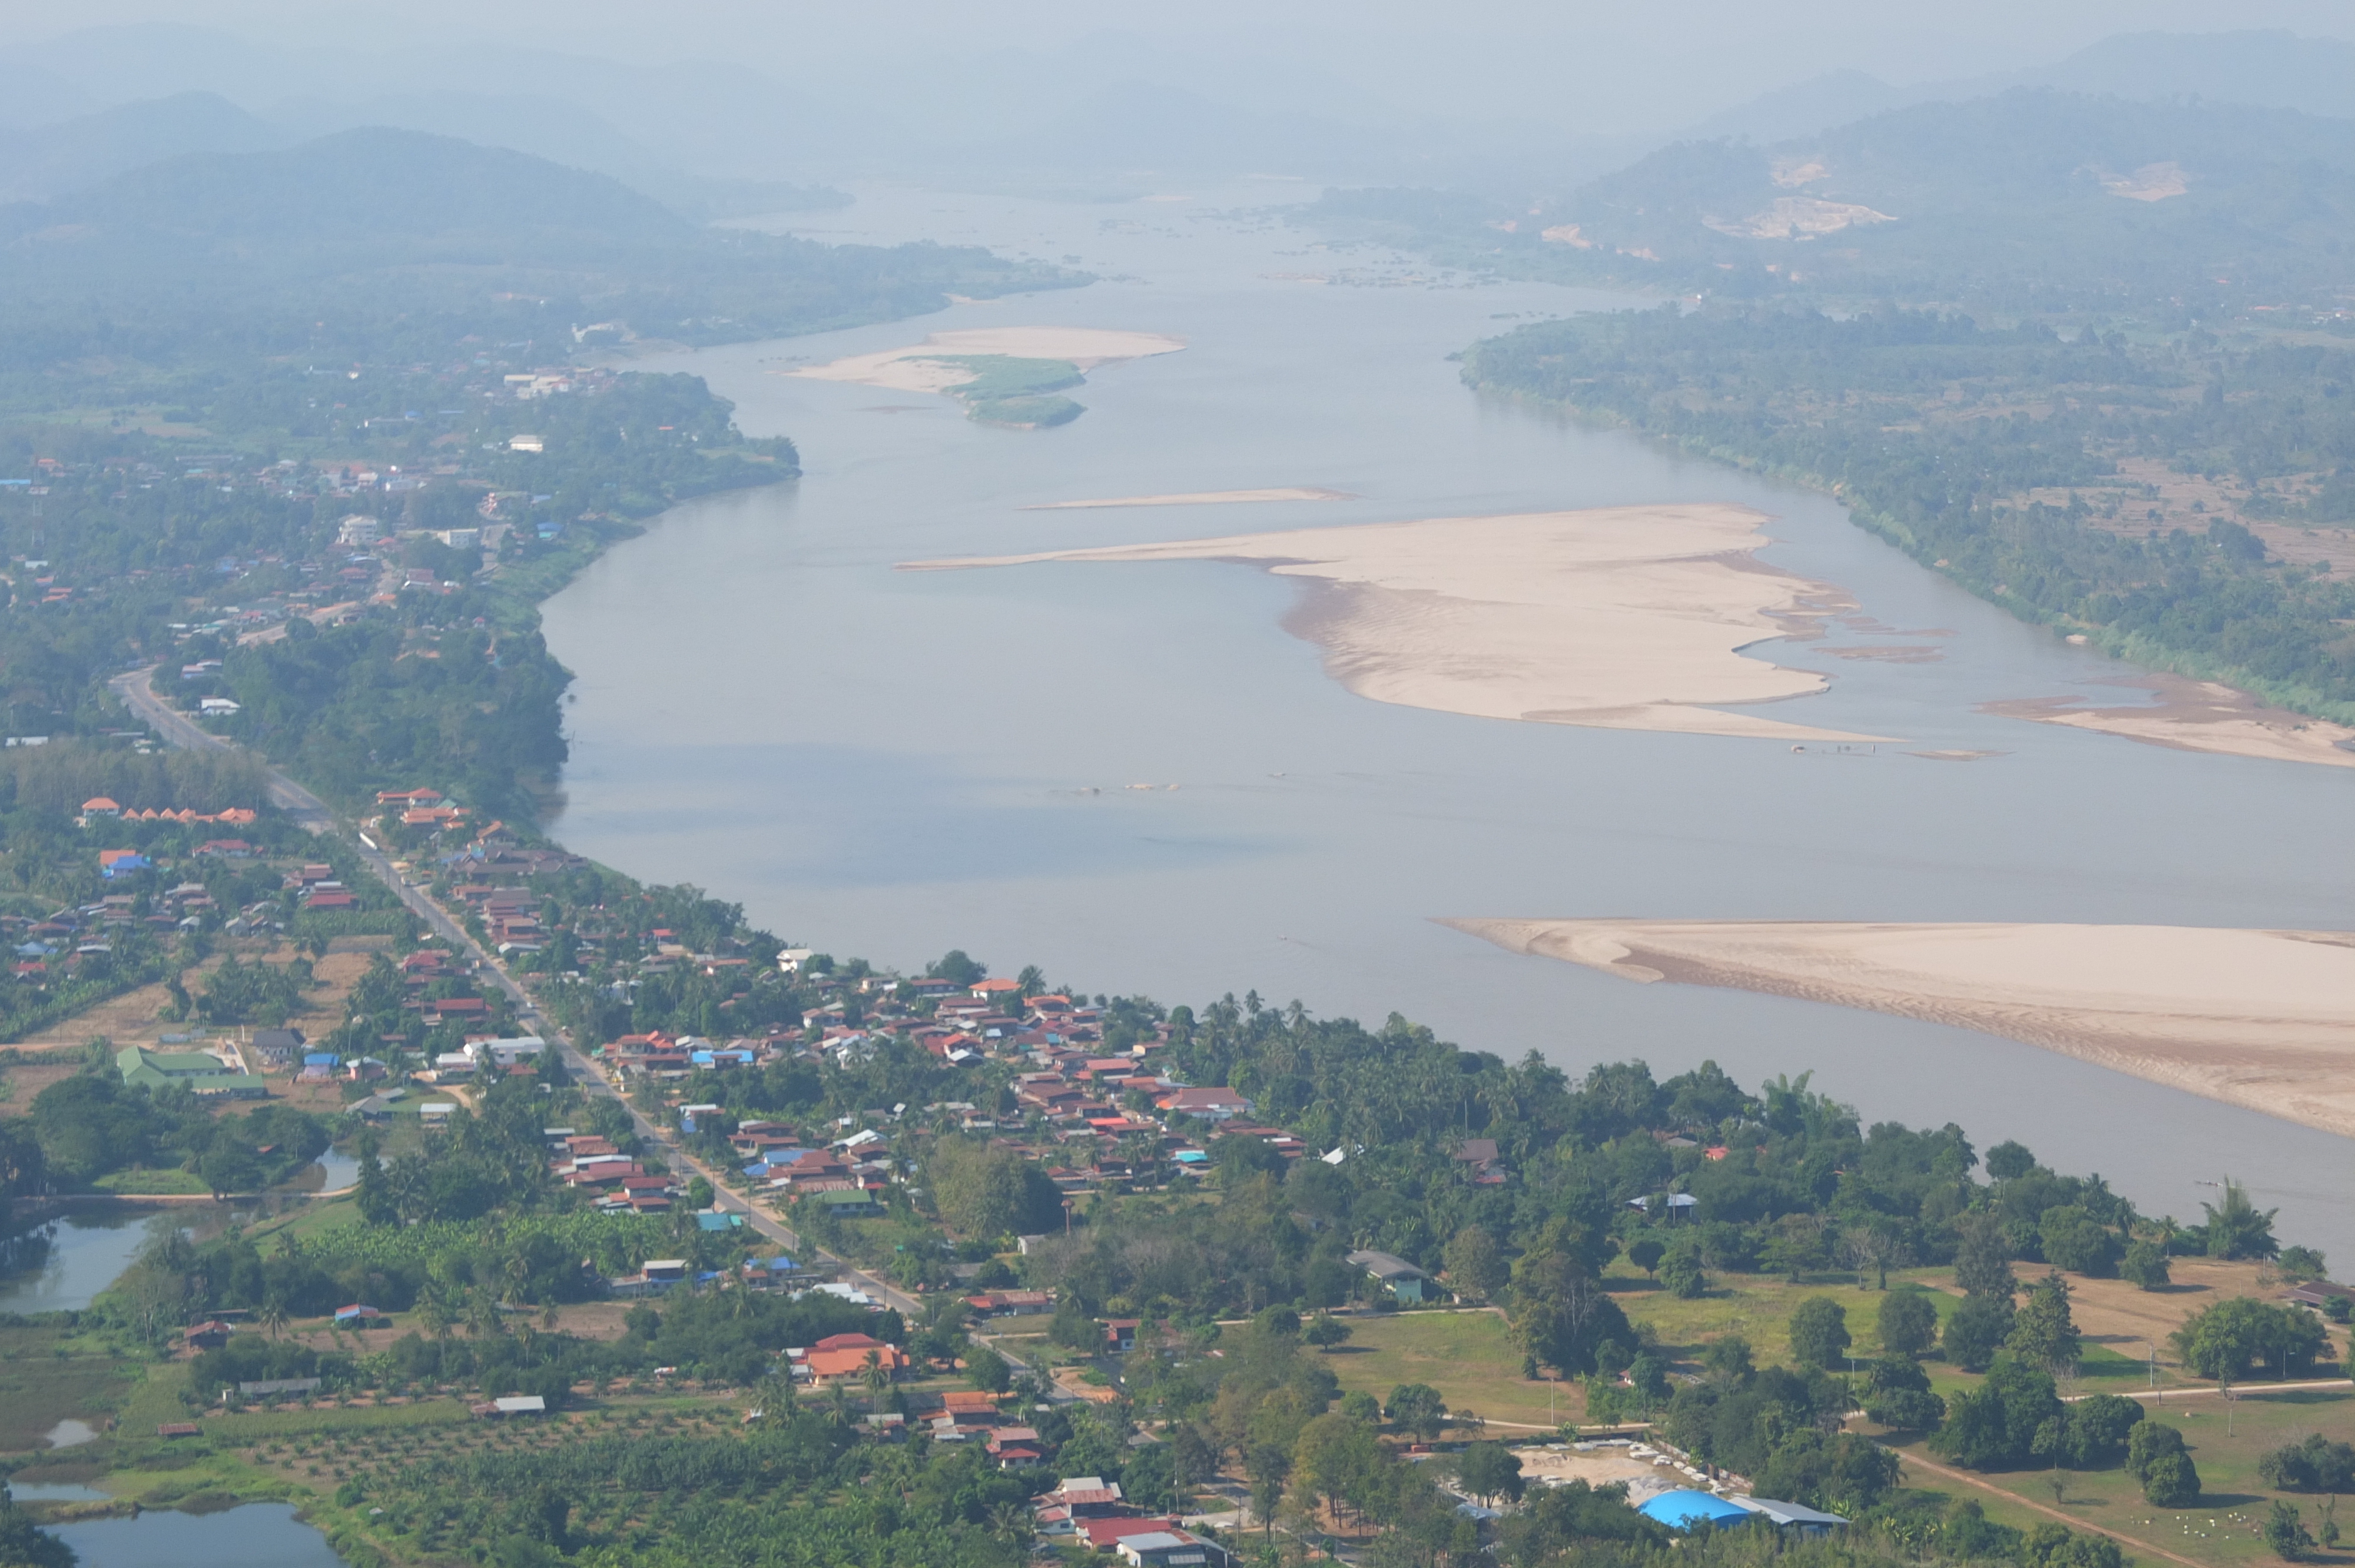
[1690,29,2355,148]
[1313,89,2355,318]
[1,20,2349,195]
[0,127,1076,378]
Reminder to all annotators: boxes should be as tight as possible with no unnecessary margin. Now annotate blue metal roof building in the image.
[1638,1491,1751,1530]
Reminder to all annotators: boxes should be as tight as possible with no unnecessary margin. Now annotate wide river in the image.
[545,184,2352,1260]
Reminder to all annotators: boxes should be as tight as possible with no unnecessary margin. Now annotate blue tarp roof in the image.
[1639,1491,1750,1530]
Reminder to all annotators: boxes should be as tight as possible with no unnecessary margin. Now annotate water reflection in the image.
[52,1502,347,1568]
[0,1211,176,1313]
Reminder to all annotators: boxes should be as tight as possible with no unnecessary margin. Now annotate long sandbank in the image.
[1448,918,2355,1137]
[1985,675,2355,770]
[788,327,1186,394]
[904,505,1890,742]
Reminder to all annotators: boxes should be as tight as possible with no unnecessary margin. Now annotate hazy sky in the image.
[4,0,2350,134]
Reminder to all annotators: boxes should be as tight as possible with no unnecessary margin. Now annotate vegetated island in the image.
[1448,918,2355,1137]
[791,327,1185,427]
[906,504,1895,742]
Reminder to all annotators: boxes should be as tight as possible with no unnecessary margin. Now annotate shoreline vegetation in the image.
[1457,308,2355,765]
[905,504,1895,742]
[1448,919,2355,1140]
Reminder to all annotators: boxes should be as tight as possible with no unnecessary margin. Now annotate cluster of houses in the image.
[546,1126,683,1213]
[1032,1475,1233,1567]
[78,796,260,829]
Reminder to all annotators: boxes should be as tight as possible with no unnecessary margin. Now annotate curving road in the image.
[112,664,924,1320]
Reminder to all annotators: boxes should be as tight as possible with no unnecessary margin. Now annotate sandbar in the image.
[903,506,1890,742]
[789,328,1186,394]
[1984,675,2355,769]
[1448,918,2355,1137]
[1023,488,1356,510]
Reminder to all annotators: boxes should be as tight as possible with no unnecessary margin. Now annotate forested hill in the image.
[1309,90,2355,321]
[0,127,1082,378]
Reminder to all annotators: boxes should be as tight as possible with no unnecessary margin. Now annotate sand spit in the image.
[1984,675,2355,769]
[1023,487,1356,510]
[789,328,1186,394]
[1448,918,2355,1138]
[904,505,1892,743]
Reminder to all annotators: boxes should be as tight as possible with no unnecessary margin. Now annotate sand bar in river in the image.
[787,327,1186,394]
[904,504,1891,742]
[1448,918,2355,1138]
[1983,675,2355,769]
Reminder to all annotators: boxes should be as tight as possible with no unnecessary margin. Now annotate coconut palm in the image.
[259,1295,289,1342]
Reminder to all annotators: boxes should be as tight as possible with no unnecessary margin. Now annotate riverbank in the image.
[905,503,1894,742]
[1983,674,2355,770]
[1450,918,2355,1138]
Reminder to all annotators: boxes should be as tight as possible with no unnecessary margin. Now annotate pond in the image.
[50,1502,347,1568]
[0,1211,181,1313]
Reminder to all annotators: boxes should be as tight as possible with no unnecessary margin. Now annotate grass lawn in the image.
[1886,1386,2355,1568]
[1608,1264,1955,1370]
[94,1168,211,1195]
[1316,1309,1571,1430]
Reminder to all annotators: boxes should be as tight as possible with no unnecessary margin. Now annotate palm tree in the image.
[259,1296,289,1342]
[860,1349,890,1415]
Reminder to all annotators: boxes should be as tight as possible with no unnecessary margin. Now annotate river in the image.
[542,183,2353,1261]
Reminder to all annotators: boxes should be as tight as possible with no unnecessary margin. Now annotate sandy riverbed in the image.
[1023,487,1355,510]
[1448,919,2355,1137]
[1984,675,2355,769]
[904,504,1892,743]
[787,327,1186,394]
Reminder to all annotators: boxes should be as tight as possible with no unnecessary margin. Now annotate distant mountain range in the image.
[0,127,1073,374]
[0,22,2347,197]
[1689,29,2355,147]
[1310,89,2355,317]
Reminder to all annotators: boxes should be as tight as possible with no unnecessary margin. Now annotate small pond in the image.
[51,1501,347,1567]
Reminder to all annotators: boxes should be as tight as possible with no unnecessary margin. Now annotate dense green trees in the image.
[1876,1291,1939,1358]
[2130,1420,2202,1506]
[1464,306,2355,722]
[2171,1296,2335,1385]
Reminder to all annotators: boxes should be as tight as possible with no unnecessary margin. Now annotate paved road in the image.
[114,664,923,1318]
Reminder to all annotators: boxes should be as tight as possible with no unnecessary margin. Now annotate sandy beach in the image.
[904,505,1893,742]
[1023,487,1355,510]
[1449,918,2355,1137]
[788,327,1186,394]
[1984,675,2355,769]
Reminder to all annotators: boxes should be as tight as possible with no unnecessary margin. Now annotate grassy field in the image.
[0,1326,144,1449]
[1888,1386,2355,1568]
[1317,1309,1573,1430]
[1606,1263,1942,1370]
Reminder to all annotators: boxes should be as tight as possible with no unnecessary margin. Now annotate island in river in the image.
[905,503,1893,742]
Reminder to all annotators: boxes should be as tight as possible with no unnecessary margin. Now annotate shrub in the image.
[2120,1240,2171,1291]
